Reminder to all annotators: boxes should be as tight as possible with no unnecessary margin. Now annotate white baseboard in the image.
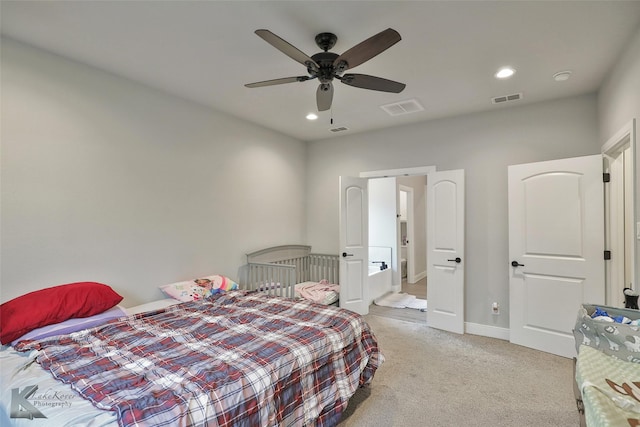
[410,271,426,283]
[464,322,510,341]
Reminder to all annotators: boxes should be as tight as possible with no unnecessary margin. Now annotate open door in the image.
[339,176,369,315]
[508,155,604,358]
[426,169,465,334]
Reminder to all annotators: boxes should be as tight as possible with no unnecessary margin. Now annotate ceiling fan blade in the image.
[245,76,311,88]
[333,28,401,71]
[255,29,319,70]
[340,74,406,93]
[316,82,334,111]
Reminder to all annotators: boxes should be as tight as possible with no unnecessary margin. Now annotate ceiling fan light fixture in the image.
[495,67,516,79]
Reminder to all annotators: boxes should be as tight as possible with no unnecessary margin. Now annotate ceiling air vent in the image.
[491,92,523,104]
[329,126,349,133]
[380,99,424,116]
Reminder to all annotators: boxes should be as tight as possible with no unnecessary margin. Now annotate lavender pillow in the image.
[10,305,126,346]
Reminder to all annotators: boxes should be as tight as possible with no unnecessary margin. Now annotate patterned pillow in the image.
[159,275,239,302]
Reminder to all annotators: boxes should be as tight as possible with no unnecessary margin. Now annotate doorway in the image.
[369,179,428,324]
[340,166,466,333]
[361,167,432,324]
[398,178,428,295]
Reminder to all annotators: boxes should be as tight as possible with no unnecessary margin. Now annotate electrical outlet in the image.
[492,302,500,315]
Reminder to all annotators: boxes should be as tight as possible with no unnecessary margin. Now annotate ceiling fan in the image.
[245,28,406,111]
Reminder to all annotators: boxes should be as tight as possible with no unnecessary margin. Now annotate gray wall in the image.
[3,25,637,334]
[306,94,601,328]
[598,26,640,288]
[1,38,307,305]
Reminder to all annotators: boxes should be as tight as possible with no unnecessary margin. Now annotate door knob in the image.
[511,261,524,267]
[447,257,462,263]
[342,252,354,258]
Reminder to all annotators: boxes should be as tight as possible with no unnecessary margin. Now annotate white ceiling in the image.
[2,1,640,141]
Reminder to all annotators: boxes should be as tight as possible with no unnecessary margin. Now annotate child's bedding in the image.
[256,281,340,305]
[295,281,340,305]
[2,291,382,426]
[575,344,640,426]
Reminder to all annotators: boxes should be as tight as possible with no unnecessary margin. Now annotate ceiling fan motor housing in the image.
[310,52,340,82]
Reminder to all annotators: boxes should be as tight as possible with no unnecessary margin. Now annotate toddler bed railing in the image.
[245,245,339,299]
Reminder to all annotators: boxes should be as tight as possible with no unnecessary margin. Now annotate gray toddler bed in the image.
[245,245,340,304]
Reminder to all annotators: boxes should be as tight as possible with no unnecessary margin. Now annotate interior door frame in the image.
[399,184,415,283]
[602,119,637,302]
[360,166,436,294]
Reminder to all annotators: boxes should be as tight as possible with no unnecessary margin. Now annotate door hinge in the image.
[603,173,611,183]
[604,250,612,260]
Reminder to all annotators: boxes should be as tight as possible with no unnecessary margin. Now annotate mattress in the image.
[123,298,180,315]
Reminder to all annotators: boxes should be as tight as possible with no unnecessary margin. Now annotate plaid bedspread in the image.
[16,291,383,427]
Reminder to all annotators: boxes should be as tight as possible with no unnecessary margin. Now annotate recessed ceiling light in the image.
[495,67,515,79]
[553,71,572,82]
[306,113,318,120]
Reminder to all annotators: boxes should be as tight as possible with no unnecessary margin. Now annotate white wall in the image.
[598,26,640,289]
[368,177,398,287]
[0,38,307,305]
[307,94,600,328]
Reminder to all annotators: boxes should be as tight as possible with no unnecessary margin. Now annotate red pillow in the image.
[0,282,123,345]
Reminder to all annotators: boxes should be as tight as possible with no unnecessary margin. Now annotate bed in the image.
[245,245,340,305]
[0,281,383,426]
[572,304,640,426]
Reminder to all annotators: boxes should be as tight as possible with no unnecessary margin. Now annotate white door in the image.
[426,170,465,334]
[508,155,604,358]
[339,176,369,315]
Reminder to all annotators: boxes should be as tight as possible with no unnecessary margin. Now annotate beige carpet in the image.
[339,314,578,426]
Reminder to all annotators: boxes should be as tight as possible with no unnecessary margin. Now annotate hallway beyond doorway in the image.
[368,277,427,324]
